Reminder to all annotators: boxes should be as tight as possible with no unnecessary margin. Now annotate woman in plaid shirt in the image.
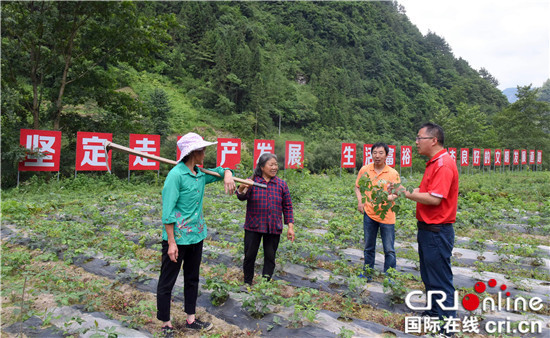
[236,153,295,287]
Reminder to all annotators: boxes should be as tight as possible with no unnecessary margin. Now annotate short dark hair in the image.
[420,122,445,146]
[371,142,389,155]
[182,154,191,164]
[182,149,201,164]
[254,153,278,177]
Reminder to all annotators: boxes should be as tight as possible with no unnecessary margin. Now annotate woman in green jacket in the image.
[157,132,235,336]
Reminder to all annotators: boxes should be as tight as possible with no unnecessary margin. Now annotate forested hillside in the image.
[2,1,548,186]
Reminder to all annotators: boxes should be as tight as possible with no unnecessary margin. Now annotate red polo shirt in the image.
[416,149,459,224]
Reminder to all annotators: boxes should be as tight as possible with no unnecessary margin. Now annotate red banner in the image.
[529,150,535,164]
[285,141,304,169]
[76,132,112,171]
[448,148,457,162]
[494,149,502,166]
[385,145,396,168]
[253,139,275,165]
[400,146,412,167]
[503,149,510,165]
[483,149,491,166]
[19,129,62,172]
[341,143,356,168]
[18,128,537,174]
[216,138,241,169]
[460,148,469,167]
[363,144,373,166]
[521,149,527,165]
[129,134,160,170]
[472,149,481,166]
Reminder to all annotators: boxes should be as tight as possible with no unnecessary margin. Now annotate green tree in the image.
[494,85,550,167]
[1,1,174,130]
[147,89,172,140]
[435,103,498,148]
[478,67,499,87]
[537,79,550,103]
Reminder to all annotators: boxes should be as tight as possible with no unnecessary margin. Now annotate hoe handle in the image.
[104,141,266,188]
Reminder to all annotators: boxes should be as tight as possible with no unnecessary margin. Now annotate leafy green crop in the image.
[357,173,414,220]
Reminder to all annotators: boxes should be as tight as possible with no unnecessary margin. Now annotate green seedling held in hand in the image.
[358,174,414,220]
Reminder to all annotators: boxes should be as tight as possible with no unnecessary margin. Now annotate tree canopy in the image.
[2,1,548,185]
[1,1,174,130]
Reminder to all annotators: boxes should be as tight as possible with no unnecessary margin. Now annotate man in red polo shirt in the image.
[396,122,458,330]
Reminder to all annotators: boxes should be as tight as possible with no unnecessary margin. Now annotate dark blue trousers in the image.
[417,224,456,320]
[363,214,396,273]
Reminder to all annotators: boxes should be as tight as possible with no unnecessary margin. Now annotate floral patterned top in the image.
[162,163,229,245]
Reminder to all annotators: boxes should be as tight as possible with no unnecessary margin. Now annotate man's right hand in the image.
[357,202,364,214]
[168,242,178,262]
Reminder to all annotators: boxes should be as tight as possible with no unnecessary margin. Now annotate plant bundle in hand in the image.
[358,175,413,220]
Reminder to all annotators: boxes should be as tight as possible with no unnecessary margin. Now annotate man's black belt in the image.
[417,221,452,233]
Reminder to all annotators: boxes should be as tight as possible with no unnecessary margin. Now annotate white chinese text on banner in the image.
[494,149,502,166]
[129,134,160,170]
[521,149,527,165]
[285,141,304,169]
[76,131,112,171]
[386,145,396,168]
[460,148,469,167]
[363,144,373,166]
[254,139,275,165]
[472,149,481,166]
[503,149,510,165]
[217,138,241,169]
[341,143,356,168]
[483,149,491,166]
[513,150,520,165]
[19,129,62,172]
[400,146,412,168]
[448,148,457,162]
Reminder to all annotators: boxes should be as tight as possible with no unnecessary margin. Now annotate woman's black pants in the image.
[243,229,280,285]
[156,240,203,321]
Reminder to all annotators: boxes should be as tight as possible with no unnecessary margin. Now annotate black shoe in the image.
[186,319,213,331]
[161,326,174,338]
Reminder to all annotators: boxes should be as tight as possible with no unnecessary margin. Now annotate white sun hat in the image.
[177,132,217,163]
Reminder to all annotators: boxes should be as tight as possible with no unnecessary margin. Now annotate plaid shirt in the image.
[236,175,294,234]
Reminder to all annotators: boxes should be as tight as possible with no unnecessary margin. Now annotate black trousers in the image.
[243,229,280,285]
[156,240,203,321]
